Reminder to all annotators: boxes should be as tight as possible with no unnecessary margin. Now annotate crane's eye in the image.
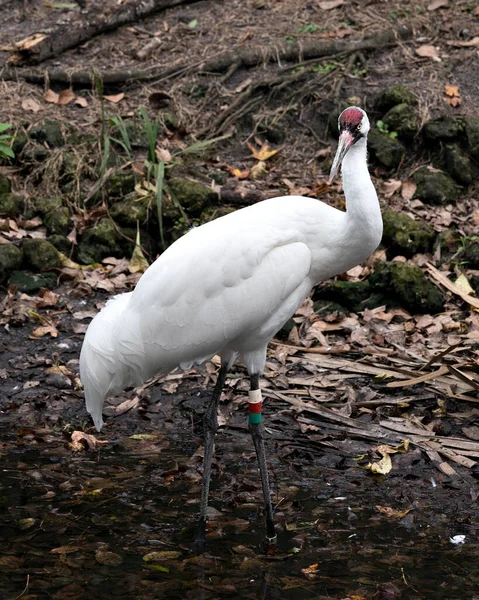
[356,124,361,131]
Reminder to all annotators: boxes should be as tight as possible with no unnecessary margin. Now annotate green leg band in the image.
[249,412,262,425]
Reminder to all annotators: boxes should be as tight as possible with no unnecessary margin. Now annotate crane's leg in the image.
[195,362,229,553]
[249,374,277,545]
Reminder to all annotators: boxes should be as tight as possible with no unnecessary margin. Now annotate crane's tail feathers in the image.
[80,292,140,432]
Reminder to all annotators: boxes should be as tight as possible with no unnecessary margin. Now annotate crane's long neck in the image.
[341,136,382,253]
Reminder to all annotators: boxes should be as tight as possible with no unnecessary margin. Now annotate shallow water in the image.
[1,420,478,600]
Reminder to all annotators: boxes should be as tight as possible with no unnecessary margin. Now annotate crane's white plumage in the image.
[80,107,382,432]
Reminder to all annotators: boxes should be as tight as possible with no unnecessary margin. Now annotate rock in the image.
[8,270,57,293]
[313,280,371,312]
[382,209,435,258]
[109,194,151,227]
[369,262,444,314]
[440,144,475,185]
[0,193,23,215]
[422,116,463,145]
[48,234,72,254]
[374,85,417,114]
[168,177,217,217]
[413,167,460,205]
[35,196,63,215]
[464,115,479,160]
[76,218,120,264]
[22,239,61,271]
[120,227,158,260]
[104,173,136,199]
[0,243,23,284]
[461,241,479,269]
[382,103,418,141]
[0,173,11,195]
[30,119,65,147]
[11,130,28,156]
[367,129,406,169]
[44,207,70,236]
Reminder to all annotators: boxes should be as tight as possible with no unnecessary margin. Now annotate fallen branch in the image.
[9,0,203,65]
[3,24,412,87]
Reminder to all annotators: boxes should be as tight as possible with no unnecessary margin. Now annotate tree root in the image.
[2,24,412,88]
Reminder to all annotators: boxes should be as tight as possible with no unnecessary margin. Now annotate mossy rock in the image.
[382,103,418,141]
[77,218,120,264]
[440,144,475,186]
[104,172,136,199]
[374,85,417,114]
[367,129,406,169]
[413,168,460,205]
[120,227,158,260]
[168,177,218,217]
[11,130,29,156]
[109,194,151,227]
[461,241,479,269]
[422,117,463,146]
[313,280,371,313]
[382,209,435,258]
[8,270,57,293]
[0,173,11,196]
[44,206,70,236]
[0,243,23,284]
[369,262,444,314]
[464,116,479,160]
[35,196,63,215]
[0,193,23,216]
[48,234,72,254]
[30,119,65,147]
[22,239,61,271]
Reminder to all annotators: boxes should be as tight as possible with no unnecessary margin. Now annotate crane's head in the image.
[329,106,369,182]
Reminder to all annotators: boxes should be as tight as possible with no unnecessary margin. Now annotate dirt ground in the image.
[1,1,479,599]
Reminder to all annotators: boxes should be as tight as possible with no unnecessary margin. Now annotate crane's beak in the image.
[328,130,354,183]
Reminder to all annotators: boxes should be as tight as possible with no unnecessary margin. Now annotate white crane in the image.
[80,106,382,551]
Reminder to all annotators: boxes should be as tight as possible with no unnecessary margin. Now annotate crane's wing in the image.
[117,219,313,378]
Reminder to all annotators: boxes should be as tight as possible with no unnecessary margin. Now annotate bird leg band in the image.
[248,389,263,425]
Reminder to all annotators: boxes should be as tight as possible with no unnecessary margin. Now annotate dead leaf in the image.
[416,45,439,58]
[250,160,267,179]
[95,549,123,566]
[444,96,462,107]
[401,180,417,201]
[129,241,149,274]
[50,545,80,555]
[455,273,475,296]
[44,89,59,104]
[74,96,88,107]
[69,431,108,451]
[155,147,172,163]
[58,89,75,105]
[376,505,412,518]
[22,98,41,112]
[427,0,448,9]
[381,179,402,198]
[104,93,125,104]
[301,563,320,580]
[247,141,281,161]
[318,0,345,9]
[227,166,249,179]
[30,325,58,338]
[445,85,460,97]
